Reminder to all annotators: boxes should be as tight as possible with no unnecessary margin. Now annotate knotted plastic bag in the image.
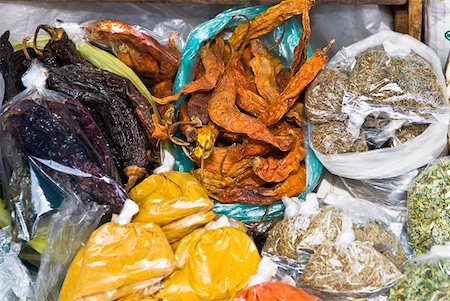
[59,220,176,301]
[129,171,213,226]
[0,61,127,241]
[156,224,260,301]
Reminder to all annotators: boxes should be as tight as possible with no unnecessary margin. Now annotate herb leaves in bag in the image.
[407,157,450,254]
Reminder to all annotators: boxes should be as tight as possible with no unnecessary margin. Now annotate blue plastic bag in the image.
[173,5,323,222]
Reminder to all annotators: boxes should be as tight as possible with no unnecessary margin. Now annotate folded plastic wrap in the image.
[407,156,450,254]
[389,243,450,301]
[59,221,176,301]
[0,62,128,241]
[0,227,33,301]
[129,171,213,224]
[157,224,260,301]
[34,197,106,301]
[173,4,323,223]
[306,30,449,181]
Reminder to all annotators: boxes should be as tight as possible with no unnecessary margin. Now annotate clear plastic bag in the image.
[0,61,128,241]
[389,244,450,301]
[34,196,106,301]
[300,241,402,299]
[0,227,33,301]
[263,192,410,288]
[306,30,449,180]
[407,156,450,255]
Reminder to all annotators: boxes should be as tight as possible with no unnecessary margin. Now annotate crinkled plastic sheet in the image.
[34,197,106,301]
[0,227,33,301]
[172,5,323,223]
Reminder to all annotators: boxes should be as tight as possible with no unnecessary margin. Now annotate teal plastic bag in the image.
[173,5,323,222]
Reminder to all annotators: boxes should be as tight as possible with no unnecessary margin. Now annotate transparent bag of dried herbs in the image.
[262,192,412,299]
[407,156,450,255]
[389,243,450,301]
[305,30,449,182]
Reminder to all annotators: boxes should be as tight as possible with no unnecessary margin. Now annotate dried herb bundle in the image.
[354,221,408,268]
[349,47,445,108]
[307,46,444,155]
[262,213,312,259]
[311,121,368,155]
[407,157,450,254]
[297,208,342,251]
[304,66,350,123]
[389,259,450,301]
[300,241,402,293]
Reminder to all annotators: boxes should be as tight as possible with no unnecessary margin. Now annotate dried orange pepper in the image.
[258,43,332,126]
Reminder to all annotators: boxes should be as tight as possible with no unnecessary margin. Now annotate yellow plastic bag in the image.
[157,227,260,301]
[59,222,176,301]
[129,172,213,225]
[162,210,216,244]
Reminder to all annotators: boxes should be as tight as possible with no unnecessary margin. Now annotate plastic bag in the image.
[0,61,128,241]
[34,196,106,301]
[389,243,450,301]
[173,4,323,223]
[424,0,450,68]
[129,171,213,225]
[161,209,215,243]
[263,193,409,277]
[300,241,402,299]
[407,156,450,254]
[306,30,449,180]
[59,221,176,301]
[0,227,33,301]
[156,225,260,301]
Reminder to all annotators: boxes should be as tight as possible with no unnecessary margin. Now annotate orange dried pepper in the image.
[290,7,311,74]
[160,39,225,103]
[216,164,306,204]
[249,39,280,102]
[151,80,174,98]
[228,0,315,52]
[252,134,305,183]
[258,43,332,126]
[207,66,292,151]
[84,19,180,81]
[116,42,160,79]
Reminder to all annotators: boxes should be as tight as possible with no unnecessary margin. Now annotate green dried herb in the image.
[407,157,450,254]
[300,241,402,293]
[312,121,368,155]
[389,259,450,301]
